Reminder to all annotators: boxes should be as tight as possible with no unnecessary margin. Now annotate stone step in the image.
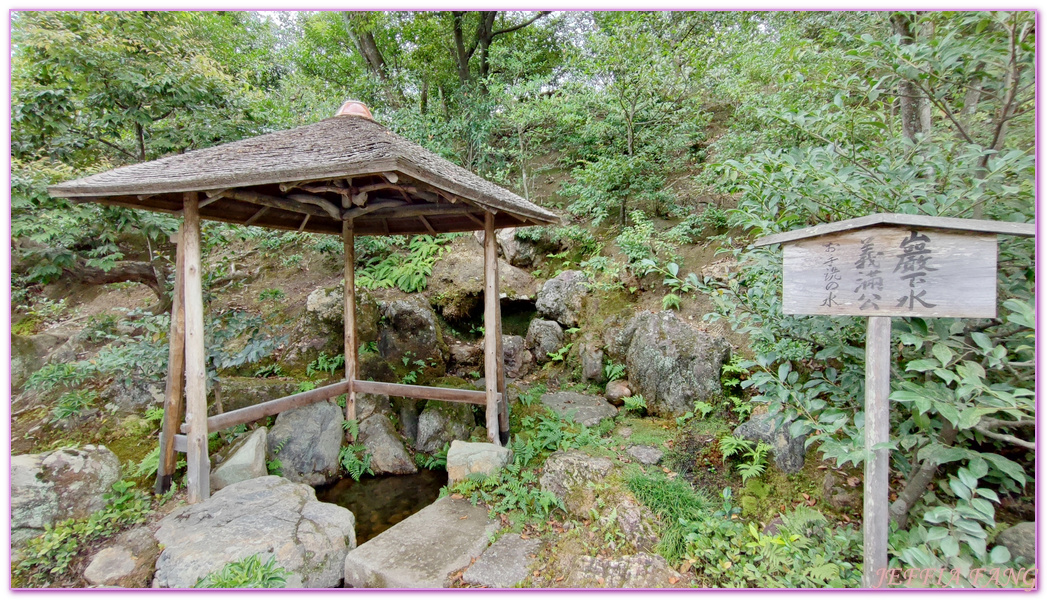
[343,496,498,588]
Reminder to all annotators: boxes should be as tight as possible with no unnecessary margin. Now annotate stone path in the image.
[343,496,498,588]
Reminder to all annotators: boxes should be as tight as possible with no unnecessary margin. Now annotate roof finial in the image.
[336,100,374,120]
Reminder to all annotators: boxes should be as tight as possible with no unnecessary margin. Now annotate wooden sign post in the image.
[754,214,1034,588]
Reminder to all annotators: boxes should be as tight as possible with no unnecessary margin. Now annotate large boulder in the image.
[153,476,355,588]
[378,298,447,378]
[540,392,617,427]
[428,239,539,322]
[214,377,301,414]
[618,311,730,417]
[12,331,71,390]
[210,427,268,491]
[733,412,809,474]
[11,445,121,545]
[525,319,563,363]
[100,377,164,414]
[415,401,474,453]
[83,525,160,588]
[462,533,542,588]
[540,450,614,518]
[446,441,512,484]
[535,270,588,328]
[358,414,417,475]
[497,228,539,268]
[564,553,679,588]
[994,522,1035,563]
[267,401,343,486]
[305,285,380,344]
[502,335,534,379]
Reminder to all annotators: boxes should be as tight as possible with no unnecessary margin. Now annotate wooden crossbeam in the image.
[185,380,351,433]
[351,380,495,405]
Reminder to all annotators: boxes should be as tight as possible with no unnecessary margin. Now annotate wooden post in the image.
[343,220,357,430]
[482,212,502,446]
[155,225,186,494]
[862,316,891,587]
[182,192,210,503]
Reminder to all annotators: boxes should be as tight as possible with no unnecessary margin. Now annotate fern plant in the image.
[719,435,771,482]
[339,444,374,481]
[603,361,626,382]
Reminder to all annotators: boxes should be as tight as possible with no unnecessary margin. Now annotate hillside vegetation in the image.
[10,11,1034,588]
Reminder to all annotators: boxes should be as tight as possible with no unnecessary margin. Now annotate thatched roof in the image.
[48,114,558,236]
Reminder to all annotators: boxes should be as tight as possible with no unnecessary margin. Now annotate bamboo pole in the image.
[343,219,358,433]
[182,192,210,503]
[483,212,502,445]
[862,316,891,587]
[155,225,186,494]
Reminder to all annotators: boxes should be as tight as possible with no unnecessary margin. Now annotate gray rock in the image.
[344,496,498,588]
[358,414,417,475]
[540,450,614,518]
[995,522,1035,563]
[393,397,423,444]
[447,441,512,484]
[12,445,120,545]
[497,228,538,268]
[613,499,660,552]
[540,391,617,427]
[525,319,563,363]
[428,241,538,321]
[627,445,664,465]
[565,553,679,588]
[620,310,730,417]
[502,335,534,379]
[12,331,71,390]
[154,476,355,588]
[448,342,482,369]
[415,401,474,453]
[580,342,604,382]
[267,401,343,486]
[100,377,164,414]
[462,533,542,588]
[305,286,379,343]
[734,412,809,474]
[605,380,633,406]
[378,298,447,377]
[536,270,588,327]
[214,377,301,414]
[210,427,268,491]
[355,392,392,424]
[84,526,159,587]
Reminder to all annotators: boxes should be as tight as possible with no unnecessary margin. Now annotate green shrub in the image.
[194,554,289,588]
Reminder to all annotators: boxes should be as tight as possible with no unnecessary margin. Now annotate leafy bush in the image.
[194,554,289,588]
[339,444,374,481]
[306,352,345,377]
[50,389,98,423]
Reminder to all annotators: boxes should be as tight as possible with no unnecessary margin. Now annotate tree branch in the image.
[491,11,552,38]
[973,425,1034,450]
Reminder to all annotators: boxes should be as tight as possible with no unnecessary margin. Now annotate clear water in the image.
[315,468,445,544]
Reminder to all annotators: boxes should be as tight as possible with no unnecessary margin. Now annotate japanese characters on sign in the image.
[781,227,997,318]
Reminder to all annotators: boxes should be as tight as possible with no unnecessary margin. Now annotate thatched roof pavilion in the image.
[50,101,557,503]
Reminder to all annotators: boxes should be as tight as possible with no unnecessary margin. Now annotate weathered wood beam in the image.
[297,214,311,232]
[174,195,222,217]
[364,204,478,219]
[155,224,186,494]
[173,434,187,453]
[226,189,328,218]
[191,380,351,433]
[862,316,891,586]
[383,172,399,184]
[342,199,406,220]
[483,212,502,446]
[464,213,485,227]
[244,206,270,225]
[419,216,436,234]
[182,192,210,503]
[287,193,342,220]
[343,219,358,434]
[351,380,494,405]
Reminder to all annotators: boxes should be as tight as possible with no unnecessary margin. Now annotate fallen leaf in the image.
[802,493,810,501]
[817,465,828,470]
[460,516,469,520]
[556,576,564,582]
[807,499,816,507]
[662,467,671,473]
[669,577,679,584]
[521,533,529,540]
[597,577,605,585]
[847,477,860,487]
[534,571,540,577]
[451,493,464,499]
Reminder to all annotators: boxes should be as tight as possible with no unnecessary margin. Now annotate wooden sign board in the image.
[782,227,997,318]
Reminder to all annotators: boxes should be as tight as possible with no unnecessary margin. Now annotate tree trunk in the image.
[889,421,958,529]
[891,13,926,143]
[63,258,165,302]
[420,80,429,115]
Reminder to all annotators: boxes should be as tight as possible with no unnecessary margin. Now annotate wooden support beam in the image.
[297,214,311,232]
[343,219,358,433]
[173,434,187,453]
[182,192,210,503]
[195,380,351,433]
[383,171,399,184]
[226,189,328,218]
[342,199,406,220]
[244,206,270,225]
[419,215,436,234]
[155,224,186,494]
[174,195,221,217]
[464,213,485,227]
[352,380,493,405]
[483,212,503,446]
[287,193,342,220]
[862,316,891,587]
[365,204,479,220]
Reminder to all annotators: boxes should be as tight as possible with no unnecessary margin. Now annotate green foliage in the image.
[342,418,360,440]
[719,435,771,482]
[622,395,647,415]
[194,554,289,589]
[547,343,572,363]
[627,474,711,564]
[258,288,285,302]
[356,234,453,293]
[339,444,374,481]
[50,389,98,423]
[306,352,345,378]
[416,443,449,470]
[603,361,626,383]
[15,480,153,585]
[253,364,285,378]
[517,383,547,407]
[616,211,682,264]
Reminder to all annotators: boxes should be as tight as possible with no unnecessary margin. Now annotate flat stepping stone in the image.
[344,496,498,588]
[462,534,542,588]
[626,445,663,465]
[540,391,617,426]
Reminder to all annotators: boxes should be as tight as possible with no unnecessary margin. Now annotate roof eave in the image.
[753,213,1035,247]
